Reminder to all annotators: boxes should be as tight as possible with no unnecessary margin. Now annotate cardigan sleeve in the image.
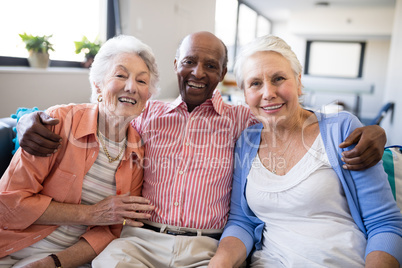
[324,112,402,264]
[220,129,264,256]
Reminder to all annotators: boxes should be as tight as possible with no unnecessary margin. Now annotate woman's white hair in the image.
[234,35,302,90]
[89,35,160,103]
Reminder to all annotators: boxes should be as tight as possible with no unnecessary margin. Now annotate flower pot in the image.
[81,56,94,68]
[28,51,50,68]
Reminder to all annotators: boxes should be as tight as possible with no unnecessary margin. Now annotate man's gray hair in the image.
[234,35,302,90]
[89,35,160,103]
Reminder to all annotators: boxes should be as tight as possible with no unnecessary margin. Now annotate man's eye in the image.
[184,60,193,65]
[207,64,217,69]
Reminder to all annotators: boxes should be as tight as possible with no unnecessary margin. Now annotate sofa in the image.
[0,117,17,176]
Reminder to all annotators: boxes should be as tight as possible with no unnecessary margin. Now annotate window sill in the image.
[0,66,89,75]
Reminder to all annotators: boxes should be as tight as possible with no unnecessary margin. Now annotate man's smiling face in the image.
[174,32,227,112]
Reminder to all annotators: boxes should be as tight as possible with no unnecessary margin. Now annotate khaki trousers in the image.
[92,225,219,268]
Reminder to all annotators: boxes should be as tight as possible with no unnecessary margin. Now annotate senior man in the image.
[17,32,386,267]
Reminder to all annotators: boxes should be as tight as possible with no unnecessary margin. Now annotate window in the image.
[0,0,118,67]
[305,41,366,78]
[215,0,271,71]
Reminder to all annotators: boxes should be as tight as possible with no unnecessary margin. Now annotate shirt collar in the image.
[164,89,229,116]
[74,103,143,161]
[75,104,98,139]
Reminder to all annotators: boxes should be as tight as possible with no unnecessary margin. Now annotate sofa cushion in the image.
[383,146,402,212]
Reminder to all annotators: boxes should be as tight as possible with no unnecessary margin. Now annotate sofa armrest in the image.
[0,117,17,177]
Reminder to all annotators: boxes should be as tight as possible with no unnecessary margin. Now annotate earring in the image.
[97,95,103,102]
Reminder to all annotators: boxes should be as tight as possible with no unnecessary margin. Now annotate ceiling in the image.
[241,0,396,22]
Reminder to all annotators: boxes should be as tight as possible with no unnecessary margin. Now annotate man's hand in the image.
[339,125,386,171]
[17,111,62,157]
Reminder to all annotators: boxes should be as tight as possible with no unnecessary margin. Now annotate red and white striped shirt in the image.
[133,91,256,229]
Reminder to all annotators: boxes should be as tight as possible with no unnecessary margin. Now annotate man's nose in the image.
[192,63,206,78]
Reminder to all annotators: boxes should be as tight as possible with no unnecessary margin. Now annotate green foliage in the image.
[74,36,101,59]
[19,33,54,53]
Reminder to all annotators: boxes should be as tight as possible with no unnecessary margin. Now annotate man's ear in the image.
[220,67,228,82]
[174,58,178,72]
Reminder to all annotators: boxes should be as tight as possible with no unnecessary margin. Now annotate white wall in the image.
[289,7,394,39]
[119,0,216,100]
[0,0,216,118]
[0,68,91,117]
[382,0,402,145]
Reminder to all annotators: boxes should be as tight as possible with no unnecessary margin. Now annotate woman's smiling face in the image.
[242,51,302,125]
[98,53,151,119]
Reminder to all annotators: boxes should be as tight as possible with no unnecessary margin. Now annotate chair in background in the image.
[361,102,394,126]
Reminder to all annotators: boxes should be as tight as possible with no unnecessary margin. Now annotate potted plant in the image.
[74,36,101,68]
[19,33,54,68]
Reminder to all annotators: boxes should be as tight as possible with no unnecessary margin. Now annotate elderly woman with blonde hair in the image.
[0,35,158,267]
[209,35,402,267]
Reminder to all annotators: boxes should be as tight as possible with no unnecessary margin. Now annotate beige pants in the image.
[92,225,219,268]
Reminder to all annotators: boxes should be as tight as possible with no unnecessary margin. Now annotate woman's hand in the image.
[339,125,386,170]
[208,256,234,268]
[208,237,247,268]
[35,193,154,227]
[89,192,155,226]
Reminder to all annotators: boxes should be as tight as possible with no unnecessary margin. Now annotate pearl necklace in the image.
[261,133,293,175]
[97,129,127,163]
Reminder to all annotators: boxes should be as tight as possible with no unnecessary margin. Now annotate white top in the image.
[246,134,366,267]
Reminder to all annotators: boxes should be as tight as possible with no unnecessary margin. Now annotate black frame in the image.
[0,0,121,68]
[304,40,366,78]
[232,0,272,70]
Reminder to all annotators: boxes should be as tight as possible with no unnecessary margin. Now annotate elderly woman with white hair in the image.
[209,35,402,267]
[0,35,158,267]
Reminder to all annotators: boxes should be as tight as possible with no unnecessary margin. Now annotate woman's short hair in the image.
[89,35,160,103]
[234,35,302,90]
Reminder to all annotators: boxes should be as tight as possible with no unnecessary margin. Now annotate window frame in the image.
[231,0,272,71]
[0,0,121,68]
[304,40,366,78]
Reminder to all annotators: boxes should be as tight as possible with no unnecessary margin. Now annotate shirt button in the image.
[185,142,190,146]
[179,171,184,175]
[174,202,179,206]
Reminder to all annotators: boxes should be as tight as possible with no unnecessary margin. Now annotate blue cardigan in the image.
[221,110,402,264]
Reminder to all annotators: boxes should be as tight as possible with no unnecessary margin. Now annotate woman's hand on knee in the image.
[89,192,155,226]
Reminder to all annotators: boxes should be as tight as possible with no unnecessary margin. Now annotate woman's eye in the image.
[116,74,126,78]
[250,81,260,87]
[138,80,147,84]
[274,76,285,82]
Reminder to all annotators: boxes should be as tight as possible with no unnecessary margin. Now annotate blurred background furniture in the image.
[0,117,17,176]
[360,102,395,126]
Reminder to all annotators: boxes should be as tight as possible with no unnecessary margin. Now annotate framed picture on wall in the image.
[304,40,366,78]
